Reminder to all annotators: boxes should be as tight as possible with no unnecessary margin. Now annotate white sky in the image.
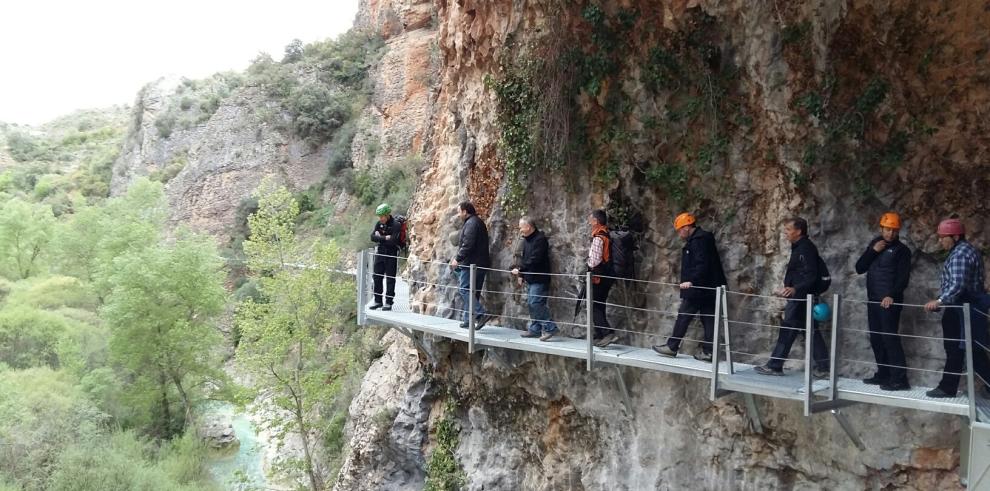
[0,0,360,126]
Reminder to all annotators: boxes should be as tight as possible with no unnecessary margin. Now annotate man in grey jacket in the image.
[449,201,495,329]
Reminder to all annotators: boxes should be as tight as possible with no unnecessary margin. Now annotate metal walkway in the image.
[354,250,990,486]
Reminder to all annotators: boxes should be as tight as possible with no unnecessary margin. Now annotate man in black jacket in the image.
[756,217,830,377]
[854,212,912,391]
[370,203,400,311]
[653,213,727,361]
[512,217,558,341]
[449,201,495,329]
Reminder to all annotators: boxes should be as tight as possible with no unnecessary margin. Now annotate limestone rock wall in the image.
[338,0,990,489]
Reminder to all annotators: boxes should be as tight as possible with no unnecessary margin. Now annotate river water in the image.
[205,402,270,490]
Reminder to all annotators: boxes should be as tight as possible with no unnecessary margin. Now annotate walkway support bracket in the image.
[743,393,764,434]
[614,366,634,418]
[804,294,814,417]
[831,409,866,451]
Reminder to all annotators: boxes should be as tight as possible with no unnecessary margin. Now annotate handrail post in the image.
[829,293,841,402]
[469,264,476,354]
[964,303,976,423]
[586,272,594,371]
[356,249,368,326]
[804,293,814,417]
[710,286,723,401]
[722,286,733,374]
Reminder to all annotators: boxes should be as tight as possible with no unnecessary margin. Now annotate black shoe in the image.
[369,303,383,310]
[459,321,469,329]
[381,304,392,311]
[925,388,956,398]
[862,375,886,385]
[812,367,830,379]
[754,365,784,376]
[880,381,911,391]
[475,314,496,330]
[520,331,540,338]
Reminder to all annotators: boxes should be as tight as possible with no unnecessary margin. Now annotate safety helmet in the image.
[879,212,901,229]
[812,302,831,322]
[375,203,392,216]
[937,218,964,236]
[674,212,696,230]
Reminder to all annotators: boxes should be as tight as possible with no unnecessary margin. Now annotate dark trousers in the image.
[667,297,716,355]
[936,306,990,395]
[867,303,908,383]
[768,299,829,371]
[592,278,614,339]
[372,256,397,305]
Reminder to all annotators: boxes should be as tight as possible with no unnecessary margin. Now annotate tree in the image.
[236,181,354,491]
[102,231,227,438]
[0,198,55,279]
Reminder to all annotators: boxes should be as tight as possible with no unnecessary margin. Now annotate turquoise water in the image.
[206,403,269,490]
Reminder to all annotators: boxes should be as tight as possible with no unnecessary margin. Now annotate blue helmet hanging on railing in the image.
[813,302,831,322]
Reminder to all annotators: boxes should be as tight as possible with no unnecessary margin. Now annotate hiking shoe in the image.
[862,375,886,385]
[540,331,556,342]
[754,365,784,376]
[594,333,618,348]
[652,345,678,358]
[925,388,956,399]
[475,314,496,330]
[520,331,541,338]
[369,303,383,310]
[693,351,713,362]
[381,304,393,312]
[880,381,911,391]
[812,367,830,379]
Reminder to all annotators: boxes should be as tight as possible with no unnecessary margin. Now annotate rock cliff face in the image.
[337,0,990,489]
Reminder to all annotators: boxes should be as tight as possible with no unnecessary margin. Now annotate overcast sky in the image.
[0,0,359,126]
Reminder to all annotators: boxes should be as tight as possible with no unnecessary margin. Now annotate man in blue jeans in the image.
[512,217,558,341]
[449,201,495,329]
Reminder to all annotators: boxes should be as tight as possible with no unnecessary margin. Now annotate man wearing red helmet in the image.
[924,217,990,398]
[854,212,912,391]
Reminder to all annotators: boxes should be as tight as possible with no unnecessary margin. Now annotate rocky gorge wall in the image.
[337,0,990,489]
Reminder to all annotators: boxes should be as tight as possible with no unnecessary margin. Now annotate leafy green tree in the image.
[236,181,354,491]
[0,198,55,279]
[102,231,228,438]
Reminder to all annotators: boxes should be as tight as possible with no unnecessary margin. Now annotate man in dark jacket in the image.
[854,212,912,390]
[449,201,495,329]
[370,203,400,311]
[512,217,558,341]
[653,213,727,362]
[756,217,830,377]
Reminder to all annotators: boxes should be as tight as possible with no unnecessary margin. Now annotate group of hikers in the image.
[369,201,989,398]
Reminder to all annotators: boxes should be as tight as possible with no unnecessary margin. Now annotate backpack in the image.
[814,255,831,295]
[608,230,637,279]
[394,215,409,250]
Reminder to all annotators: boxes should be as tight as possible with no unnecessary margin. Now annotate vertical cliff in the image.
[338,0,990,489]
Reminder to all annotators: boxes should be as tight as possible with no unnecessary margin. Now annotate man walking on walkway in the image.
[370,203,400,311]
[512,217,559,341]
[653,213,727,362]
[450,201,495,330]
[756,217,830,377]
[588,209,617,348]
[854,212,912,391]
[924,217,990,398]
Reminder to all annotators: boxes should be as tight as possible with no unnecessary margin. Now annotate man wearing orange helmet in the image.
[854,212,912,391]
[653,213,727,362]
[923,217,990,398]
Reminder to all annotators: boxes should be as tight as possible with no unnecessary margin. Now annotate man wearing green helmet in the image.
[370,203,400,311]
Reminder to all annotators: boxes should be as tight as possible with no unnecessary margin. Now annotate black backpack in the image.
[394,215,409,250]
[608,230,637,279]
[814,256,831,295]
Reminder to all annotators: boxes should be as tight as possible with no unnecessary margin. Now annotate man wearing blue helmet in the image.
[756,217,830,378]
[370,203,400,311]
